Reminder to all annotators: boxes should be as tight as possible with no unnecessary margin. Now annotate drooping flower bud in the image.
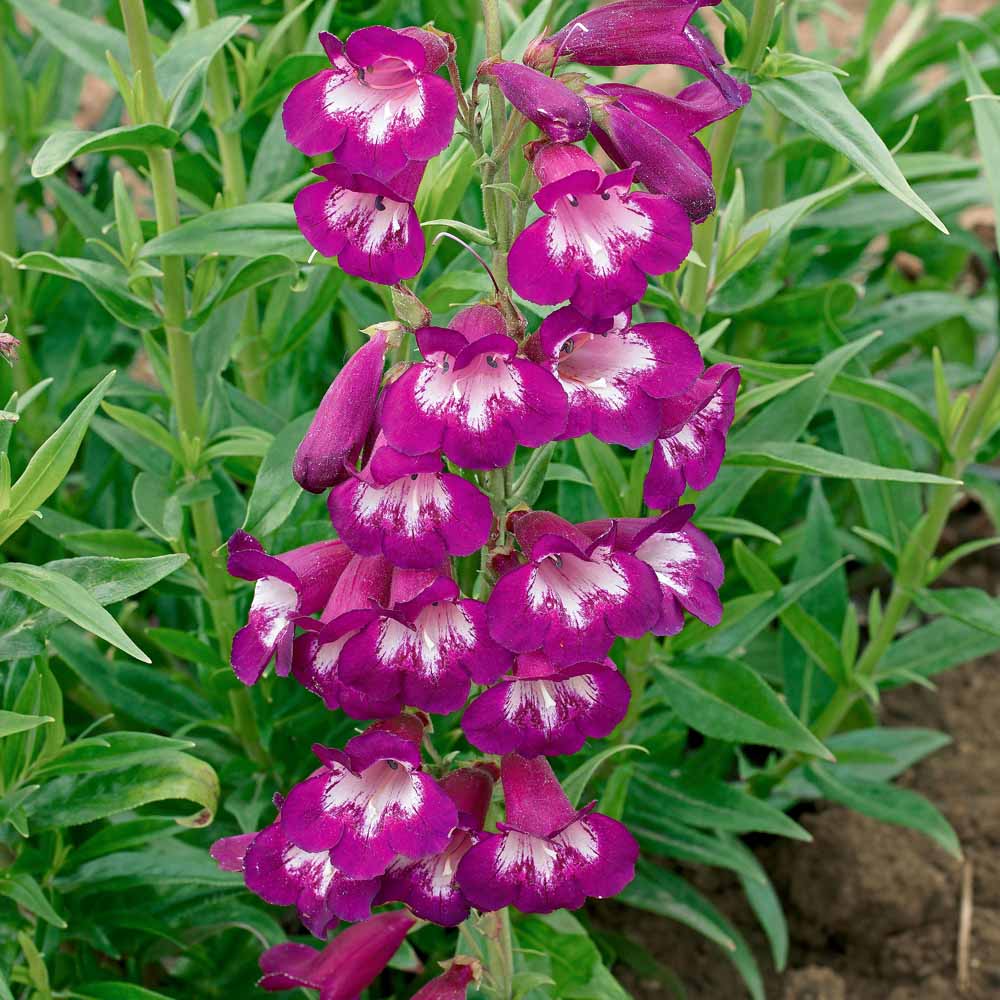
[412,958,481,999]
[479,61,591,143]
[293,329,389,494]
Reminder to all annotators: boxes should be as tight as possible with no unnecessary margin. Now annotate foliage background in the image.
[1,0,999,997]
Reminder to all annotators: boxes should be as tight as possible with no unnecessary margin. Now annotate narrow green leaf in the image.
[242,411,312,537]
[563,744,648,808]
[132,473,182,543]
[574,436,628,517]
[912,587,1000,638]
[31,126,179,179]
[696,516,782,546]
[0,873,66,928]
[155,16,249,104]
[959,45,1000,252]
[0,711,53,739]
[102,402,183,463]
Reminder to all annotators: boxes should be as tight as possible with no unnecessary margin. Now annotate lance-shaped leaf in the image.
[31,126,180,178]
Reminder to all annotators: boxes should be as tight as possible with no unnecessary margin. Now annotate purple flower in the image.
[294,329,389,494]
[581,509,724,634]
[486,511,661,666]
[280,714,458,879]
[380,304,569,469]
[508,143,692,319]
[227,531,352,686]
[258,911,416,997]
[589,80,751,223]
[644,363,740,509]
[412,958,480,1000]
[524,305,701,448]
[376,763,497,926]
[455,754,637,913]
[212,821,379,937]
[478,60,590,142]
[293,162,425,285]
[282,27,457,182]
[335,575,513,716]
[328,441,494,569]
[523,0,746,107]
[462,651,631,757]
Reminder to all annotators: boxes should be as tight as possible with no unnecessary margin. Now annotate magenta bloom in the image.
[462,652,631,757]
[280,715,458,880]
[258,911,416,997]
[328,442,493,569]
[645,363,740,509]
[294,329,388,493]
[508,143,691,319]
[376,763,497,926]
[590,80,751,223]
[294,162,425,285]
[282,27,457,182]
[380,304,569,469]
[212,822,379,937]
[487,511,661,666]
[227,532,351,685]
[479,61,590,142]
[582,509,724,635]
[412,959,479,1000]
[456,754,637,914]
[525,305,701,448]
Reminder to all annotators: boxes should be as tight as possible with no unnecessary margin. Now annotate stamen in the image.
[431,231,502,295]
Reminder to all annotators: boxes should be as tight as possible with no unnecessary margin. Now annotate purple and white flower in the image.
[487,511,661,666]
[227,531,352,686]
[294,328,389,493]
[479,60,590,143]
[508,143,692,319]
[280,714,458,880]
[258,911,416,997]
[462,651,631,757]
[645,363,740,509]
[328,441,493,569]
[282,27,457,181]
[380,304,569,469]
[376,763,497,926]
[524,305,701,447]
[456,754,637,914]
[293,162,425,285]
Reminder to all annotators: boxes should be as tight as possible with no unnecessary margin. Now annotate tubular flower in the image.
[293,161,425,285]
[411,958,480,1000]
[589,80,751,223]
[644,363,740,510]
[280,714,458,880]
[257,911,417,997]
[478,61,591,143]
[508,143,691,319]
[335,574,512,716]
[582,509,724,635]
[211,822,379,937]
[486,511,661,667]
[461,651,631,758]
[227,532,352,686]
[328,441,493,569]
[291,554,396,715]
[524,304,701,447]
[376,763,497,926]
[380,304,569,469]
[294,328,389,494]
[282,27,457,181]
[456,754,637,913]
[523,0,746,106]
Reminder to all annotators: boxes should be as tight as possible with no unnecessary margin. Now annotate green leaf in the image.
[241,411,312,536]
[805,764,961,859]
[696,515,782,546]
[0,562,150,663]
[563,744,648,808]
[879,617,1000,681]
[0,711,53,738]
[573,437,628,517]
[102,402,184,463]
[35,732,196,778]
[959,45,1000,252]
[187,254,300,329]
[755,71,946,232]
[0,873,66,928]
[132,473,182,543]
[74,984,173,1000]
[0,371,115,545]
[725,440,960,485]
[9,0,130,85]
[619,861,764,1000]
[912,587,1000,637]
[831,374,946,450]
[31,126,180,179]
[723,835,789,971]
[27,750,219,829]
[656,656,833,759]
[155,16,249,105]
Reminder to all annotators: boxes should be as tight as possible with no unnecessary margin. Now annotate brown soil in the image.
[600,653,1000,999]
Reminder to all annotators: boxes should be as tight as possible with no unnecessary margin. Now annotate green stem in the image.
[482,908,515,1000]
[120,0,265,766]
[482,0,512,280]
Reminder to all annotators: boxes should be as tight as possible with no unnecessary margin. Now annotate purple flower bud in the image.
[412,958,480,999]
[479,60,591,143]
[294,330,389,494]
[283,26,457,182]
[0,331,20,366]
[258,911,416,997]
[455,754,638,913]
[227,531,352,685]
